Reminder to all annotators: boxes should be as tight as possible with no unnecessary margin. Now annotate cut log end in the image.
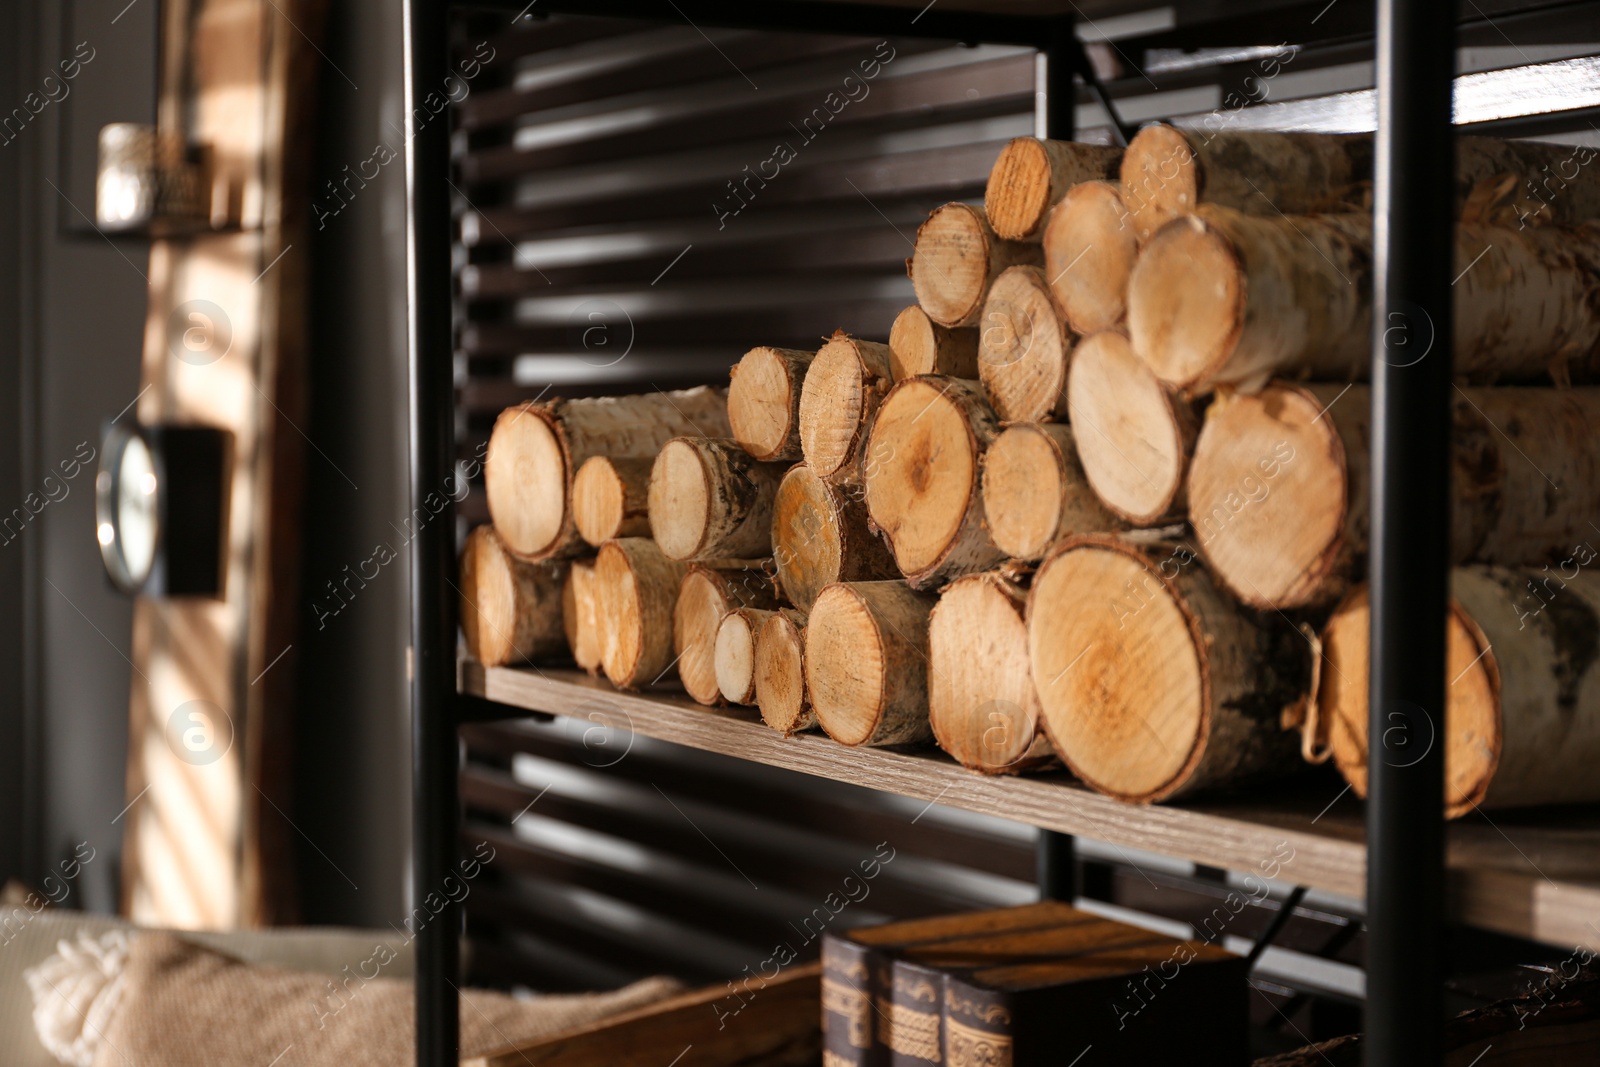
[649,438,713,559]
[978,265,1073,424]
[755,612,813,734]
[983,423,1120,561]
[729,346,812,461]
[984,137,1059,241]
[562,558,601,674]
[807,582,934,747]
[1067,331,1192,525]
[910,203,1042,329]
[650,437,782,562]
[798,334,892,480]
[1121,124,1201,245]
[485,406,566,560]
[572,456,651,546]
[459,525,568,667]
[889,305,979,381]
[595,538,687,689]
[772,464,846,612]
[715,610,760,705]
[1125,213,1243,391]
[1045,180,1138,335]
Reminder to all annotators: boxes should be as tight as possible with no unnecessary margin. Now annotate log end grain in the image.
[798,333,892,481]
[484,404,567,560]
[459,524,567,667]
[806,582,934,747]
[674,566,748,705]
[729,346,811,461]
[911,203,999,328]
[983,422,1120,561]
[1120,123,1201,246]
[648,438,712,561]
[772,464,846,613]
[1044,180,1139,335]
[889,305,979,381]
[715,610,760,705]
[562,558,601,674]
[984,136,1061,241]
[755,611,814,734]
[978,265,1073,424]
[1067,330,1192,526]
[595,538,687,689]
[572,456,650,547]
[1125,213,1244,391]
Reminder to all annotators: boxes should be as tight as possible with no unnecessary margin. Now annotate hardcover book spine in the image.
[888,958,946,1066]
[821,932,877,1067]
[942,978,1015,1067]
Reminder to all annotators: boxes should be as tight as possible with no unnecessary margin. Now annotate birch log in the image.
[594,538,689,689]
[1066,330,1201,526]
[983,136,1123,241]
[649,437,785,561]
[674,565,778,705]
[755,610,814,735]
[807,581,937,746]
[1317,567,1600,816]
[1044,180,1140,334]
[572,456,653,546]
[561,558,601,674]
[910,203,1044,328]
[982,422,1123,561]
[458,525,568,667]
[771,463,898,613]
[863,376,1006,588]
[1027,536,1308,802]
[486,387,730,560]
[928,571,1055,774]
[797,331,895,482]
[977,265,1075,423]
[889,305,980,381]
[728,345,816,462]
[716,606,804,706]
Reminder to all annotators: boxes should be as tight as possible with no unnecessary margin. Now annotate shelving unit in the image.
[402,1,1600,1064]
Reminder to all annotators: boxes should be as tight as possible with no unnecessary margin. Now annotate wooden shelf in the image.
[461,661,1600,953]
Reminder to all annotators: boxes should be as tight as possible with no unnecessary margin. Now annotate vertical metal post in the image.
[1367,0,1454,1060]
[404,0,460,1062]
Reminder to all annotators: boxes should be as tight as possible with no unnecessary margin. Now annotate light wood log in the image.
[486,387,731,560]
[928,571,1055,774]
[1316,567,1600,817]
[459,525,569,667]
[754,610,814,735]
[806,581,936,746]
[674,565,778,706]
[716,606,804,706]
[771,463,899,613]
[727,345,816,462]
[561,558,601,675]
[594,538,690,689]
[1128,206,1600,393]
[1026,536,1308,803]
[572,456,653,547]
[888,305,979,380]
[649,437,785,562]
[863,376,1006,588]
[982,422,1124,561]
[983,136,1123,241]
[909,202,1045,328]
[1190,383,1600,610]
[1457,135,1600,229]
[797,330,895,482]
[977,265,1075,423]
[1066,330,1201,526]
[1043,180,1140,335]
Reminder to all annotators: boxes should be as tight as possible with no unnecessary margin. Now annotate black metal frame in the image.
[405,3,1454,1064]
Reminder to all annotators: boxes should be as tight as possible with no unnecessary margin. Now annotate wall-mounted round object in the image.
[96,423,231,597]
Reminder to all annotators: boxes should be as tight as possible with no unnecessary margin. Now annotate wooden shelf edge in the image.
[460,661,1600,953]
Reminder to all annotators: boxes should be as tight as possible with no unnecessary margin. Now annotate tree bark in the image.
[910,202,1044,328]
[561,557,601,675]
[807,581,937,746]
[982,422,1123,561]
[798,330,895,483]
[1027,536,1308,802]
[674,564,778,705]
[772,463,899,613]
[728,345,817,462]
[594,538,690,689]
[459,525,569,667]
[755,610,814,735]
[649,437,786,562]
[572,456,653,547]
[486,387,730,560]
[977,265,1075,423]
[1043,180,1140,335]
[983,136,1123,241]
[928,571,1056,774]
[889,305,980,381]
[863,376,1006,588]
[717,606,805,706]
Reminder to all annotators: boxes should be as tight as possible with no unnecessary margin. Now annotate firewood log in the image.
[571,456,653,547]
[561,557,601,674]
[981,422,1124,561]
[910,203,1044,328]
[1316,567,1600,815]
[1127,206,1600,393]
[458,525,568,667]
[806,581,936,746]
[649,437,785,562]
[888,305,979,381]
[863,376,1006,588]
[983,136,1123,241]
[1065,330,1201,526]
[486,387,730,560]
[977,265,1075,423]
[928,571,1055,774]
[1043,180,1139,335]
[716,606,804,706]
[797,331,894,483]
[771,463,898,613]
[594,538,689,689]
[1027,536,1308,802]
[754,610,813,735]
[1189,383,1600,610]
[674,564,778,706]
[728,345,816,462]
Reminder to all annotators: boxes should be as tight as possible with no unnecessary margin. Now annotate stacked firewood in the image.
[461,127,1600,814]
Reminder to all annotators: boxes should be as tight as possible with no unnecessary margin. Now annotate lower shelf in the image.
[460,661,1600,953]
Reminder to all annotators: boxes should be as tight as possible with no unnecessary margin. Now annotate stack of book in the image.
[821,901,1246,1066]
